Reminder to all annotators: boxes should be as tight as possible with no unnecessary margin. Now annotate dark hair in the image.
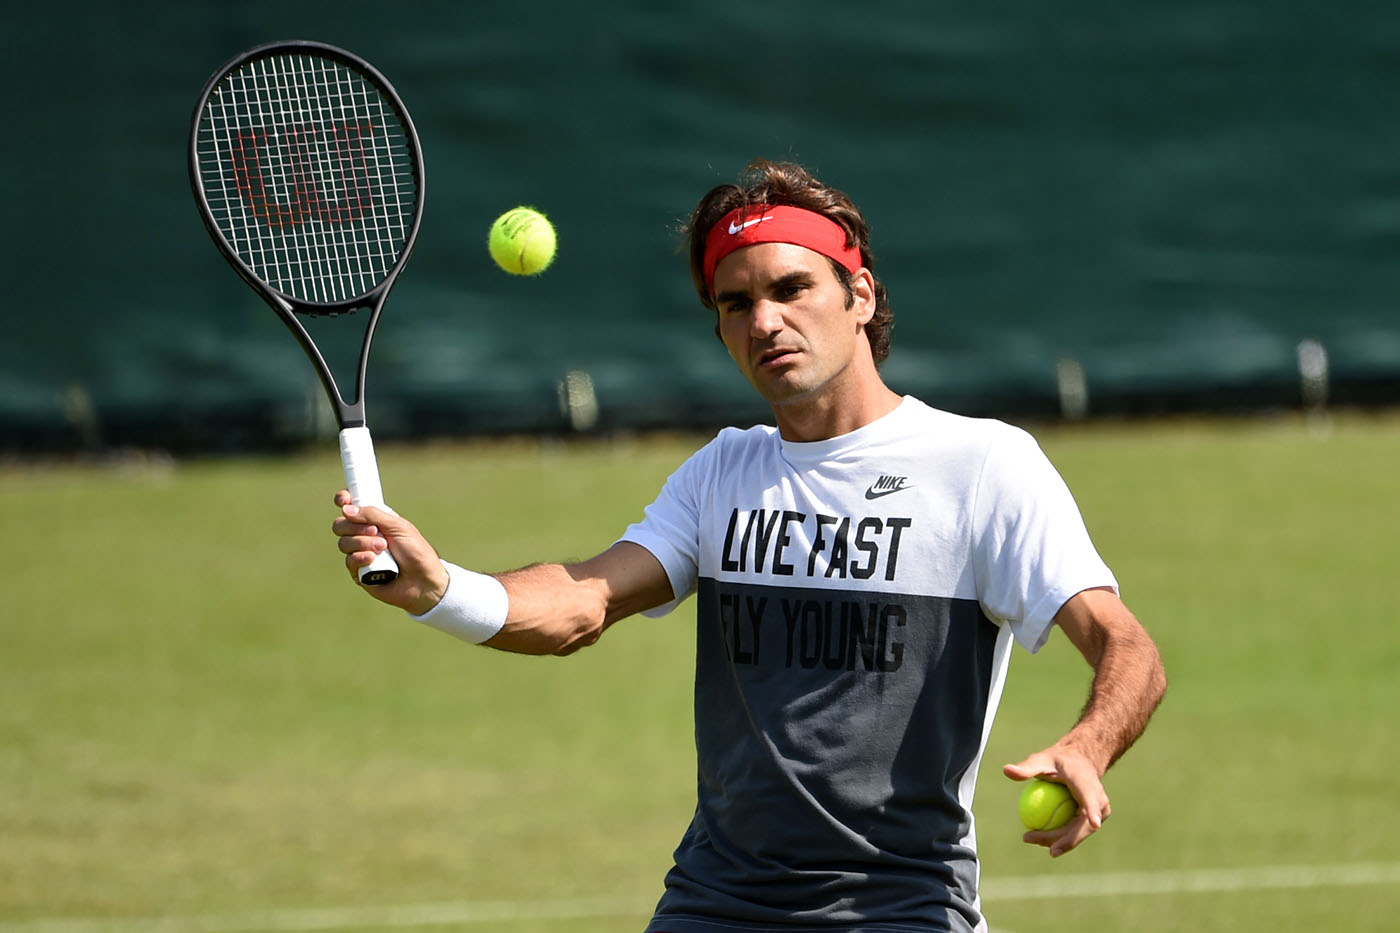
[685,159,893,366]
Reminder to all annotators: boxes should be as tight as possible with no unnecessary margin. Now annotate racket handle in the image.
[339,426,400,586]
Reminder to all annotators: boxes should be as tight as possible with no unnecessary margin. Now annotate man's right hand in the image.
[331,490,449,615]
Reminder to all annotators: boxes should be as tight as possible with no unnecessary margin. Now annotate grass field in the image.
[2,412,1397,932]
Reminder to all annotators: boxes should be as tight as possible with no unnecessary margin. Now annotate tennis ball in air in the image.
[1019,779,1079,831]
[488,207,556,276]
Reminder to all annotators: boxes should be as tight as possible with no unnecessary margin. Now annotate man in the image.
[333,160,1167,932]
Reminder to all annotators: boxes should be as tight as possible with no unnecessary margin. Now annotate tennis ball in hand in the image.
[1019,779,1079,831]
[489,207,556,275]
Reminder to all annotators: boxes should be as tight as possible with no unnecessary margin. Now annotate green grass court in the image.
[2,413,1397,931]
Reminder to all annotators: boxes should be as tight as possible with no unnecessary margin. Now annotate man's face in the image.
[712,242,875,410]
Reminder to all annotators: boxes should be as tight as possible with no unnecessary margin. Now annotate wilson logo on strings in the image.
[230,123,377,228]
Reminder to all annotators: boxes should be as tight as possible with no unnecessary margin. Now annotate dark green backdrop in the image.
[5,1,1398,451]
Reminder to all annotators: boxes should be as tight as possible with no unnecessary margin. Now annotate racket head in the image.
[189,40,425,317]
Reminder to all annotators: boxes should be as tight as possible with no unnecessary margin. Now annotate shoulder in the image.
[699,422,781,462]
[663,422,780,488]
[898,397,1037,459]
[717,421,780,447]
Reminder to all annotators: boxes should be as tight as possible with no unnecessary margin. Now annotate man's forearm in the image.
[486,562,612,656]
[1062,614,1167,773]
[483,542,675,657]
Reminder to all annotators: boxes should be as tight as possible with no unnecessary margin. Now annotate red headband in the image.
[702,204,862,291]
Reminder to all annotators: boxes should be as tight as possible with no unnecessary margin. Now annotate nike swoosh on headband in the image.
[728,216,771,235]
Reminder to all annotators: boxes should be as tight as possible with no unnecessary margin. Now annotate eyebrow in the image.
[714,271,814,306]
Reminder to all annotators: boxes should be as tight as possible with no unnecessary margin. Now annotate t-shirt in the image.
[620,396,1117,933]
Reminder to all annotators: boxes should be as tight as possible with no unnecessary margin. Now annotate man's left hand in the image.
[1003,748,1111,857]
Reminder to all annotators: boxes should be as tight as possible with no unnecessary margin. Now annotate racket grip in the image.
[339,426,400,586]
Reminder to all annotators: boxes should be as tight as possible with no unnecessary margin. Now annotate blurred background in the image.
[5,0,1398,454]
[4,4,1399,931]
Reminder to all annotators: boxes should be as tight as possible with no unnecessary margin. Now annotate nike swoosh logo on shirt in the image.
[864,486,911,500]
[865,475,913,499]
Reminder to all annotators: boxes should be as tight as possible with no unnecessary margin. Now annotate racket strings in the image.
[196,52,418,308]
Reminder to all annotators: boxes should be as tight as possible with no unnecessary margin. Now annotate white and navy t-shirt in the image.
[620,397,1116,933]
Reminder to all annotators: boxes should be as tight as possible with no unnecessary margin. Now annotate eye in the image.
[774,280,809,301]
[720,298,750,315]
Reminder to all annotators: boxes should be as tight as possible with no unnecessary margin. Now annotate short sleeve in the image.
[616,435,719,617]
[972,427,1117,653]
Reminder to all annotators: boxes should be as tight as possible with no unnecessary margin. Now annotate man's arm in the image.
[1004,586,1167,857]
[484,543,675,655]
[332,492,675,656]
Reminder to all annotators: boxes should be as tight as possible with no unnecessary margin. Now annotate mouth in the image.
[756,347,799,369]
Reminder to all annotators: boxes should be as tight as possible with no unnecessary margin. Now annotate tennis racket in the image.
[189,40,425,586]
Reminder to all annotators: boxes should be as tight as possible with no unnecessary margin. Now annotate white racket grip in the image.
[339,426,400,586]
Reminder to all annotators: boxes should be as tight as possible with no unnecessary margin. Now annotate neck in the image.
[772,374,902,443]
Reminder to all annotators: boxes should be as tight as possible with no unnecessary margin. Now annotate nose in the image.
[749,298,785,338]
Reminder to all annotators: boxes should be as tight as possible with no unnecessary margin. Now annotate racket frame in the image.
[189,38,424,428]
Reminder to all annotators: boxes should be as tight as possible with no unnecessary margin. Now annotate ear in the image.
[850,268,876,326]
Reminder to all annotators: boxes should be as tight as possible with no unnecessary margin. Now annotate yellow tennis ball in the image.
[1019,779,1079,831]
[488,207,556,276]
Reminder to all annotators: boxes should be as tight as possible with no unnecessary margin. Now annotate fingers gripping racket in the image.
[189,40,424,585]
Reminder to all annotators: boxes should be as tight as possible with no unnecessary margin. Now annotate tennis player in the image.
[332,159,1167,933]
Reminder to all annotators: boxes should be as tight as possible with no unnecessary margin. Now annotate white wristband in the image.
[408,561,509,645]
